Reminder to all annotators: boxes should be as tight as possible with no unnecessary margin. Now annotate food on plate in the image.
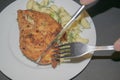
[17,0,91,68]
[17,10,62,68]
[26,0,71,27]
[26,0,90,43]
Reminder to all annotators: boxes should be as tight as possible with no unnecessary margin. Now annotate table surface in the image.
[0,0,120,80]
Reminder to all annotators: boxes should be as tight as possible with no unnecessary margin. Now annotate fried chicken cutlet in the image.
[17,10,62,67]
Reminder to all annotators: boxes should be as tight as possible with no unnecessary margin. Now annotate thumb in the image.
[114,38,120,51]
[80,0,96,5]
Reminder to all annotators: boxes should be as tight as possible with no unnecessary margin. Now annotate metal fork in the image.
[54,42,114,63]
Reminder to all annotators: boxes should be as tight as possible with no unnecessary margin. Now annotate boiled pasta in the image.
[26,0,91,44]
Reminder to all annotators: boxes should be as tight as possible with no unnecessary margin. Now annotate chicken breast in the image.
[17,10,62,66]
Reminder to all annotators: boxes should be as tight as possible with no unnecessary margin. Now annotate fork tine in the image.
[54,43,71,55]
[59,47,70,51]
[53,54,71,63]
[54,46,71,58]
[53,43,72,63]
[54,43,70,48]
[54,48,70,53]
[60,53,71,57]
[54,53,71,63]
[60,58,71,63]
[54,52,71,57]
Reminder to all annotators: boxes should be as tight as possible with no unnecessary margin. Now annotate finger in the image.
[80,0,96,5]
[114,38,120,51]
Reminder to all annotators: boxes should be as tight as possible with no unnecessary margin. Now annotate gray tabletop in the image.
[0,0,120,80]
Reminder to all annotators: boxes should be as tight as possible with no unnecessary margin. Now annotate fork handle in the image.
[94,45,114,51]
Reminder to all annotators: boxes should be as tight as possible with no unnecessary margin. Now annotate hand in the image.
[80,0,96,5]
[114,38,120,51]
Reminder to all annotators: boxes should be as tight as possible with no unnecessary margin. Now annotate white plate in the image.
[0,0,96,80]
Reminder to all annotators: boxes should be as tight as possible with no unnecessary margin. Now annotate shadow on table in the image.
[62,51,120,64]
[71,51,120,79]
[71,51,120,80]
[69,51,120,64]
[92,51,120,61]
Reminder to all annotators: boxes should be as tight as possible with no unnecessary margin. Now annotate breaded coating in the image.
[17,10,62,65]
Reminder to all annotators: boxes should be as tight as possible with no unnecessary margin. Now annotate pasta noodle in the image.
[26,0,34,9]
[81,18,90,29]
[40,0,49,6]
[32,2,40,11]
[26,0,91,44]
[50,5,59,12]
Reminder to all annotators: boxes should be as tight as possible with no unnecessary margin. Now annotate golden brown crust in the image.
[17,10,62,65]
